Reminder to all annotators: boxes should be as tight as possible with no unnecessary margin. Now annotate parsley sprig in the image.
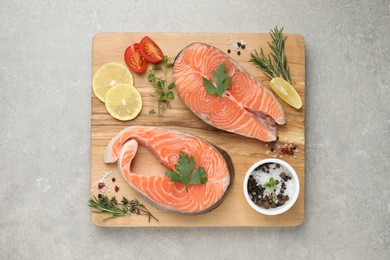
[165,152,208,192]
[148,55,175,114]
[264,177,277,200]
[202,62,232,97]
[88,194,158,222]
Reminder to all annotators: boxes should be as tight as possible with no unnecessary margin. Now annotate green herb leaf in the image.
[110,196,117,205]
[165,152,208,192]
[166,91,174,99]
[148,73,156,82]
[189,167,207,185]
[121,197,129,205]
[157,79,166,88]
[167,82,175,89]
[165,170,184,183]
[159,93,167,101]
[151,65,162,71]
[202,62,232,97]
[203,77,218,95]
[156,81,163,91]
[149,109,156,115]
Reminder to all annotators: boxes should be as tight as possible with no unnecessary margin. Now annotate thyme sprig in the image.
[250,26,291,83]
[88,194,158,222]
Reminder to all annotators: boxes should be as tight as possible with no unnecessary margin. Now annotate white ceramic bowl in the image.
[243,158,300,216]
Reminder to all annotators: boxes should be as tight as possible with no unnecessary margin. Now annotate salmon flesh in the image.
[104,126,234,215]
[173,42,286,142]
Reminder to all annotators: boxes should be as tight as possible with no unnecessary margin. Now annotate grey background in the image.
[1,0,389,259]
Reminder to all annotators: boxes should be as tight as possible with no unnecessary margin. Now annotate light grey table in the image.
[1,0,389,259]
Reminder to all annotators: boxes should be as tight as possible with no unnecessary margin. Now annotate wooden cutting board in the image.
[91,32,305,227]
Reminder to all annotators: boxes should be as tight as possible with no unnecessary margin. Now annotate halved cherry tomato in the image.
[124,43,148,73]
[139,36,164,64]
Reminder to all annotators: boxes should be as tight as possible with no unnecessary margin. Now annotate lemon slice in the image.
[92,63,134,102]
[270,77,302,109]
[105,84,142,121]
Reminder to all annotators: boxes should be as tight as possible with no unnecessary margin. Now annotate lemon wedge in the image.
[92,63,134,102]
[270,77,302,109]
[105,84,142,121]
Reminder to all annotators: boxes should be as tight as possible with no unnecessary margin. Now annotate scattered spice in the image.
[226,39,248,55]
[94,170,112,193]
[112,177,116,182]
[265,141,299,158]
[115,185,120,192]
[98,182,105,190]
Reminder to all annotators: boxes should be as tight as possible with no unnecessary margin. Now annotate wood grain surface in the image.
[90,32,305,227]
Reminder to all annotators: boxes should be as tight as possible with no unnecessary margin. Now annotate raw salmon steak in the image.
[173,42,286,142]
[104,126,234,215]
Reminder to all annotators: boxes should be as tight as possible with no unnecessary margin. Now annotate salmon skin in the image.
[104,126,234,215]
[173,42,286,142]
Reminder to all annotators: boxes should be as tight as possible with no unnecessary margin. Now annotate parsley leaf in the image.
[165,152,208,192]
[189,167,207,185]
[264,177,277,201]
[202,62,232,97]
[264,177,277,189]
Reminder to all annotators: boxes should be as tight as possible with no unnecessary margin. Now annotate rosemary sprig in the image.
[88,194,159,222]
[250,26,291,83]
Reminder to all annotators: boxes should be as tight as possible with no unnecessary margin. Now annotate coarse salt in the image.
[94,170,112,193]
